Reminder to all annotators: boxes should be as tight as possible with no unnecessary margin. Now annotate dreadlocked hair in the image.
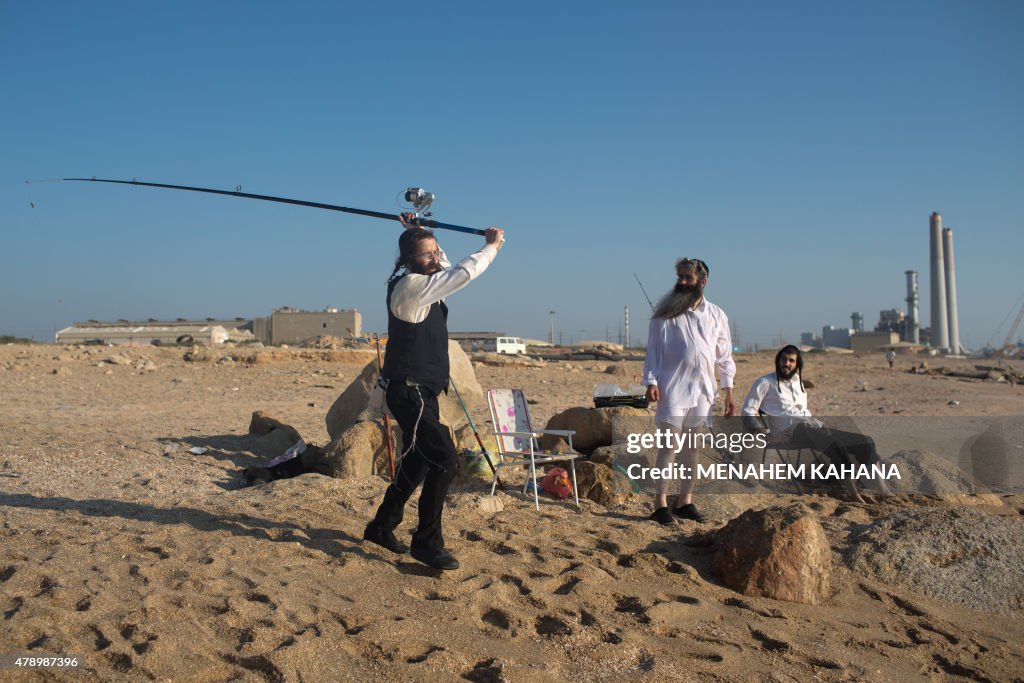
[775,344,805,393]
[387,228,436,284]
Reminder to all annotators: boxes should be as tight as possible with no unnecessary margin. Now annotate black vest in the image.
[381,275,450,395]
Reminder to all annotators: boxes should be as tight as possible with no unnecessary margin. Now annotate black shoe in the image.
[410,546,460,570]
[649,507,674,525]
[673,503,705,523]
[363,524,409,554]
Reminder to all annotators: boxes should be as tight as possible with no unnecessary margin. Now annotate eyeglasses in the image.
[412,249,441,262]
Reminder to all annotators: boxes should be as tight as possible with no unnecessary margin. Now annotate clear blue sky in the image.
[2,1,1022,349]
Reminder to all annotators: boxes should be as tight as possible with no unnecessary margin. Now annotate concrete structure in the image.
[56,321,229,346]
[875,309,905,334]
[904,270,920,344]
[929,212,949,351]
[942,227,961,353]
[851,312,864,333]
[800,332,820,348]
[822,325,852,349]
[850,331,900,354]
[259,307,362,346]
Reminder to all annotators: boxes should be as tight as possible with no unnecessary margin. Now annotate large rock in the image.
[847,508,1024,615]
[884,449,1002,505]
[321,420,398,478]
[540,406,653,455]
[248,411,304,458]
[712,503,832,605]
[326,340,483,441]
[573,461,633,508]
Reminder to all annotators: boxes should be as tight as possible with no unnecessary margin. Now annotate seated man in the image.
[741,345,890,502]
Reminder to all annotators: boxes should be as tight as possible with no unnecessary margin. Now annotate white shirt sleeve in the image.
[741,377,769,416]
[390,243,499,323]
[715,310,736,389]
[643,318,662,386]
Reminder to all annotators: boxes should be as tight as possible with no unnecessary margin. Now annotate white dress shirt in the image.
[643,298,735,419]
[741,372,820,436]
[389,243,499,322]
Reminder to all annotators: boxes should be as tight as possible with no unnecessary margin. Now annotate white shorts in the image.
[656,396,712,430]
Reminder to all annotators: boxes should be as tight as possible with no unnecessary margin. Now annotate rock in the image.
[248,411,304,458]
[321,420,397,479]
[105,353,132,365]
[326,340,483,441]
[588,446,616,466]
[476,495,504,514]
[51,367,72,376]
[885,449,994,497]
[325,359,381,438]
[712,503,832,605]
[847,508,1024,615]
[573,461,633,507]
[540,406,653,454]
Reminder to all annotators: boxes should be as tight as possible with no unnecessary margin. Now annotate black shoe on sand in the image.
[673,503,705,523]
[363,524,409,554]
[411,546,460,570]
[649,507,674,525]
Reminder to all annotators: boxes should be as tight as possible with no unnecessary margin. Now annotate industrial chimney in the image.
[942,227,960,354]
[929,212,949,351]
[905,270,920,344]
[851,312,864,333]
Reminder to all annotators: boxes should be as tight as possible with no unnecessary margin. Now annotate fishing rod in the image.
[633,272,655,312]
[47,177,488,236]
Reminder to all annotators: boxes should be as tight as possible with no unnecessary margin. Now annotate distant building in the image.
[800,332,821,348]
[256,307,362,346]
[875,308,905,334]
[850,331,900,353]
[55,321,231,346]
[56,307,361,347]
[822,325,852,349]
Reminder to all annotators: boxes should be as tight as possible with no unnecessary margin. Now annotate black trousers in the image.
[369,382,458,551]
[787,423,880,471]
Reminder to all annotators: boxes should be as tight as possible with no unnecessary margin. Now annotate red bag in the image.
[540,467,573,499]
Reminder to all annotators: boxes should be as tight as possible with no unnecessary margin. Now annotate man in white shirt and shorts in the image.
[643,258,736,524]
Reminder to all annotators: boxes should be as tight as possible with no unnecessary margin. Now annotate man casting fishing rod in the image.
[363,212,505,571]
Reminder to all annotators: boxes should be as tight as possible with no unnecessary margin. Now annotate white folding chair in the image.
[486,389,581,510]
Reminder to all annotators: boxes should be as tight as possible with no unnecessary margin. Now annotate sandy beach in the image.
[1,343,1023,681]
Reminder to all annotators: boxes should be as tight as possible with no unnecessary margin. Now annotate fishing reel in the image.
[401,187,435,217]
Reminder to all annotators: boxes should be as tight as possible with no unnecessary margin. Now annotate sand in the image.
[1,343,1023,681]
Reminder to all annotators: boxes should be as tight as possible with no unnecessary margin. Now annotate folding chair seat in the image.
[486,389,582,510]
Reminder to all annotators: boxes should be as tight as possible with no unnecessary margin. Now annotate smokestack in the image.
[624,305,629,349]
[929,212,949,351]
[943,227,960,354]
[851,312,864,333]
[905,270,920,344]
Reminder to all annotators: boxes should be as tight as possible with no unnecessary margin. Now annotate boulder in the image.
[847,508,1024,615]
[712,503,832,605]
[321,420,397,479]
[326,340,483,441]
[573,461,633,508]
[248,411,303,458]
[540,406,653,454]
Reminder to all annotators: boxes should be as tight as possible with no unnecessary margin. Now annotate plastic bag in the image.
[540,466,573,499]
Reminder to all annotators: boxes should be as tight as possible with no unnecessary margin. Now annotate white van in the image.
[483,337,526,354]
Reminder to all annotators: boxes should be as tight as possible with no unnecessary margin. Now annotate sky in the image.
[2,1,1022,349]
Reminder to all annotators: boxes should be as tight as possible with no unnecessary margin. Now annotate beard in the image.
[652,282,703,319]
[408,261,442,276]
[777,366,798,380]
